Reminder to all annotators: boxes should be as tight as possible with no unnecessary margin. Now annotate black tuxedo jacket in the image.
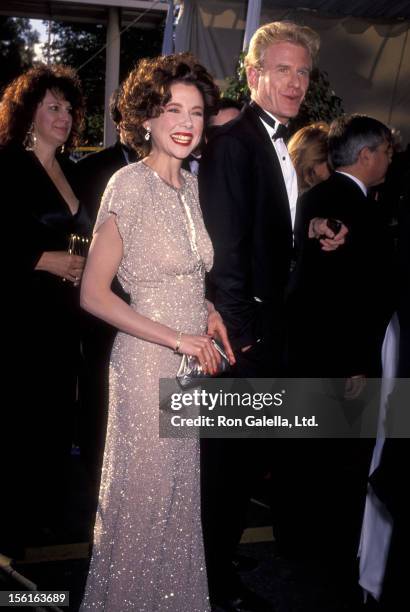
[199,104,293,358]
[75,141,133,225]
[291,172,395,377]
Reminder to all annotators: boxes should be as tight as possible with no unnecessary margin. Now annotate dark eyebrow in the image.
[165,102,204,110]
[49,100,72,109]
[47,96,70,105]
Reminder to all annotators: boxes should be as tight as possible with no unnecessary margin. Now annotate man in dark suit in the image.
[198,21,345,612]
[294,114,395,380]
[289,115,395,604]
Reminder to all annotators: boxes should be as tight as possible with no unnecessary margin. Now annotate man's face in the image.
[366,139,392,187]
[247,42,311,123]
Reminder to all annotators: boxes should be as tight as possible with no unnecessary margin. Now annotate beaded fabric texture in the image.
[81,161,213,611]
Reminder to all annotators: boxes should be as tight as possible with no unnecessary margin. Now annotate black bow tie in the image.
[250,102,290,141]
[272,123,290,141]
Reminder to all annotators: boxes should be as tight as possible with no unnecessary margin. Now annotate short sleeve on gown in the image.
[94,170,134,254]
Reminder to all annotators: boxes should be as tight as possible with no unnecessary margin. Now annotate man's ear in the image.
[246,65,259,92]
[358,146,371,166]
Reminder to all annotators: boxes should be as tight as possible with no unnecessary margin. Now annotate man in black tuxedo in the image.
[199,21,345,612]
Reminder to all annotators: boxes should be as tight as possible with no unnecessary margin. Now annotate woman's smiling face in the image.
[146,82,205,160]
[33,89,73,148]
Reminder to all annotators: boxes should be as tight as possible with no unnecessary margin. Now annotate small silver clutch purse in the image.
[176,339,231,389]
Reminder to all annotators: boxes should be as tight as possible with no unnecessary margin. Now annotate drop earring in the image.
[24,122,36,150]
[144,126,151,141]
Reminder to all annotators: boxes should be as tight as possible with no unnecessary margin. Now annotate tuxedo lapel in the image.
[243,104,292,229]
[244,104,281,166]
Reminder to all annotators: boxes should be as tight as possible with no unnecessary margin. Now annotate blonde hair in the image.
[245,21,320,71]
[288,122,330,192]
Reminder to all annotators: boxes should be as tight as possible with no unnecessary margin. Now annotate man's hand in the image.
[206,310,236,365]
[309,217,348,252]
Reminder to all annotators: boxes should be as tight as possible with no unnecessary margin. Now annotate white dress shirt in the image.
[336,171,367,196]
[259,112,298,229]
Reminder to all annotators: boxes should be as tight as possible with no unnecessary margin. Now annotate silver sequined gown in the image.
[81,162,212,612]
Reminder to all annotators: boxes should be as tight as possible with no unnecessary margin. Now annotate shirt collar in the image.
[257,109,283,138]
[336,171,367,196]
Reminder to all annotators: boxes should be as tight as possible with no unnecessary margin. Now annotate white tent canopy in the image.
[2,1,409,144]
[175,0,410,145]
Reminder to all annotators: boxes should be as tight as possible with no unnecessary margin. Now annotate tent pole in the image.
[243,0,262,51]
[104,6,121,147]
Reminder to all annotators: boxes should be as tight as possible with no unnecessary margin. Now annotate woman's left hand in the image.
[206,310,236,366]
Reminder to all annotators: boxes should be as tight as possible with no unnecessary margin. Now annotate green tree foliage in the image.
[291,68,344,132]
[0,17,38,93]
[43,20,164,145]
[43,22,106,146]
[223,51,344,133]
[223,52,249,105]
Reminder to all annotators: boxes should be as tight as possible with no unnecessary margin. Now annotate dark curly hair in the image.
[119,53,220,156]
[0,64,85,150]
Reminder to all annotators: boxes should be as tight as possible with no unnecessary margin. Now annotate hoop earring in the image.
[144,126,151,141]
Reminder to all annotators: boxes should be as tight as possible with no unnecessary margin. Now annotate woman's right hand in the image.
[178,334,222,375]
[35,251,86,285]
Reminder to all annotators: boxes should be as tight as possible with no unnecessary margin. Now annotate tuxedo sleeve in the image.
[199,134,260,349]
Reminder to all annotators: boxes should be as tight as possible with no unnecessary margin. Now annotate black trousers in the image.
[200,338,281,601]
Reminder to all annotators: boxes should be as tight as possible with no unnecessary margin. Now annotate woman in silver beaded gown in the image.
[79,55,235,612]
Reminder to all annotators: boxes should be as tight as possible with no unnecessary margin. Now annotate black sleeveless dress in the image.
[2,144,91,549]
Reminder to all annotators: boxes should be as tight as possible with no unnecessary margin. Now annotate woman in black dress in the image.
[0,65,89,550]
